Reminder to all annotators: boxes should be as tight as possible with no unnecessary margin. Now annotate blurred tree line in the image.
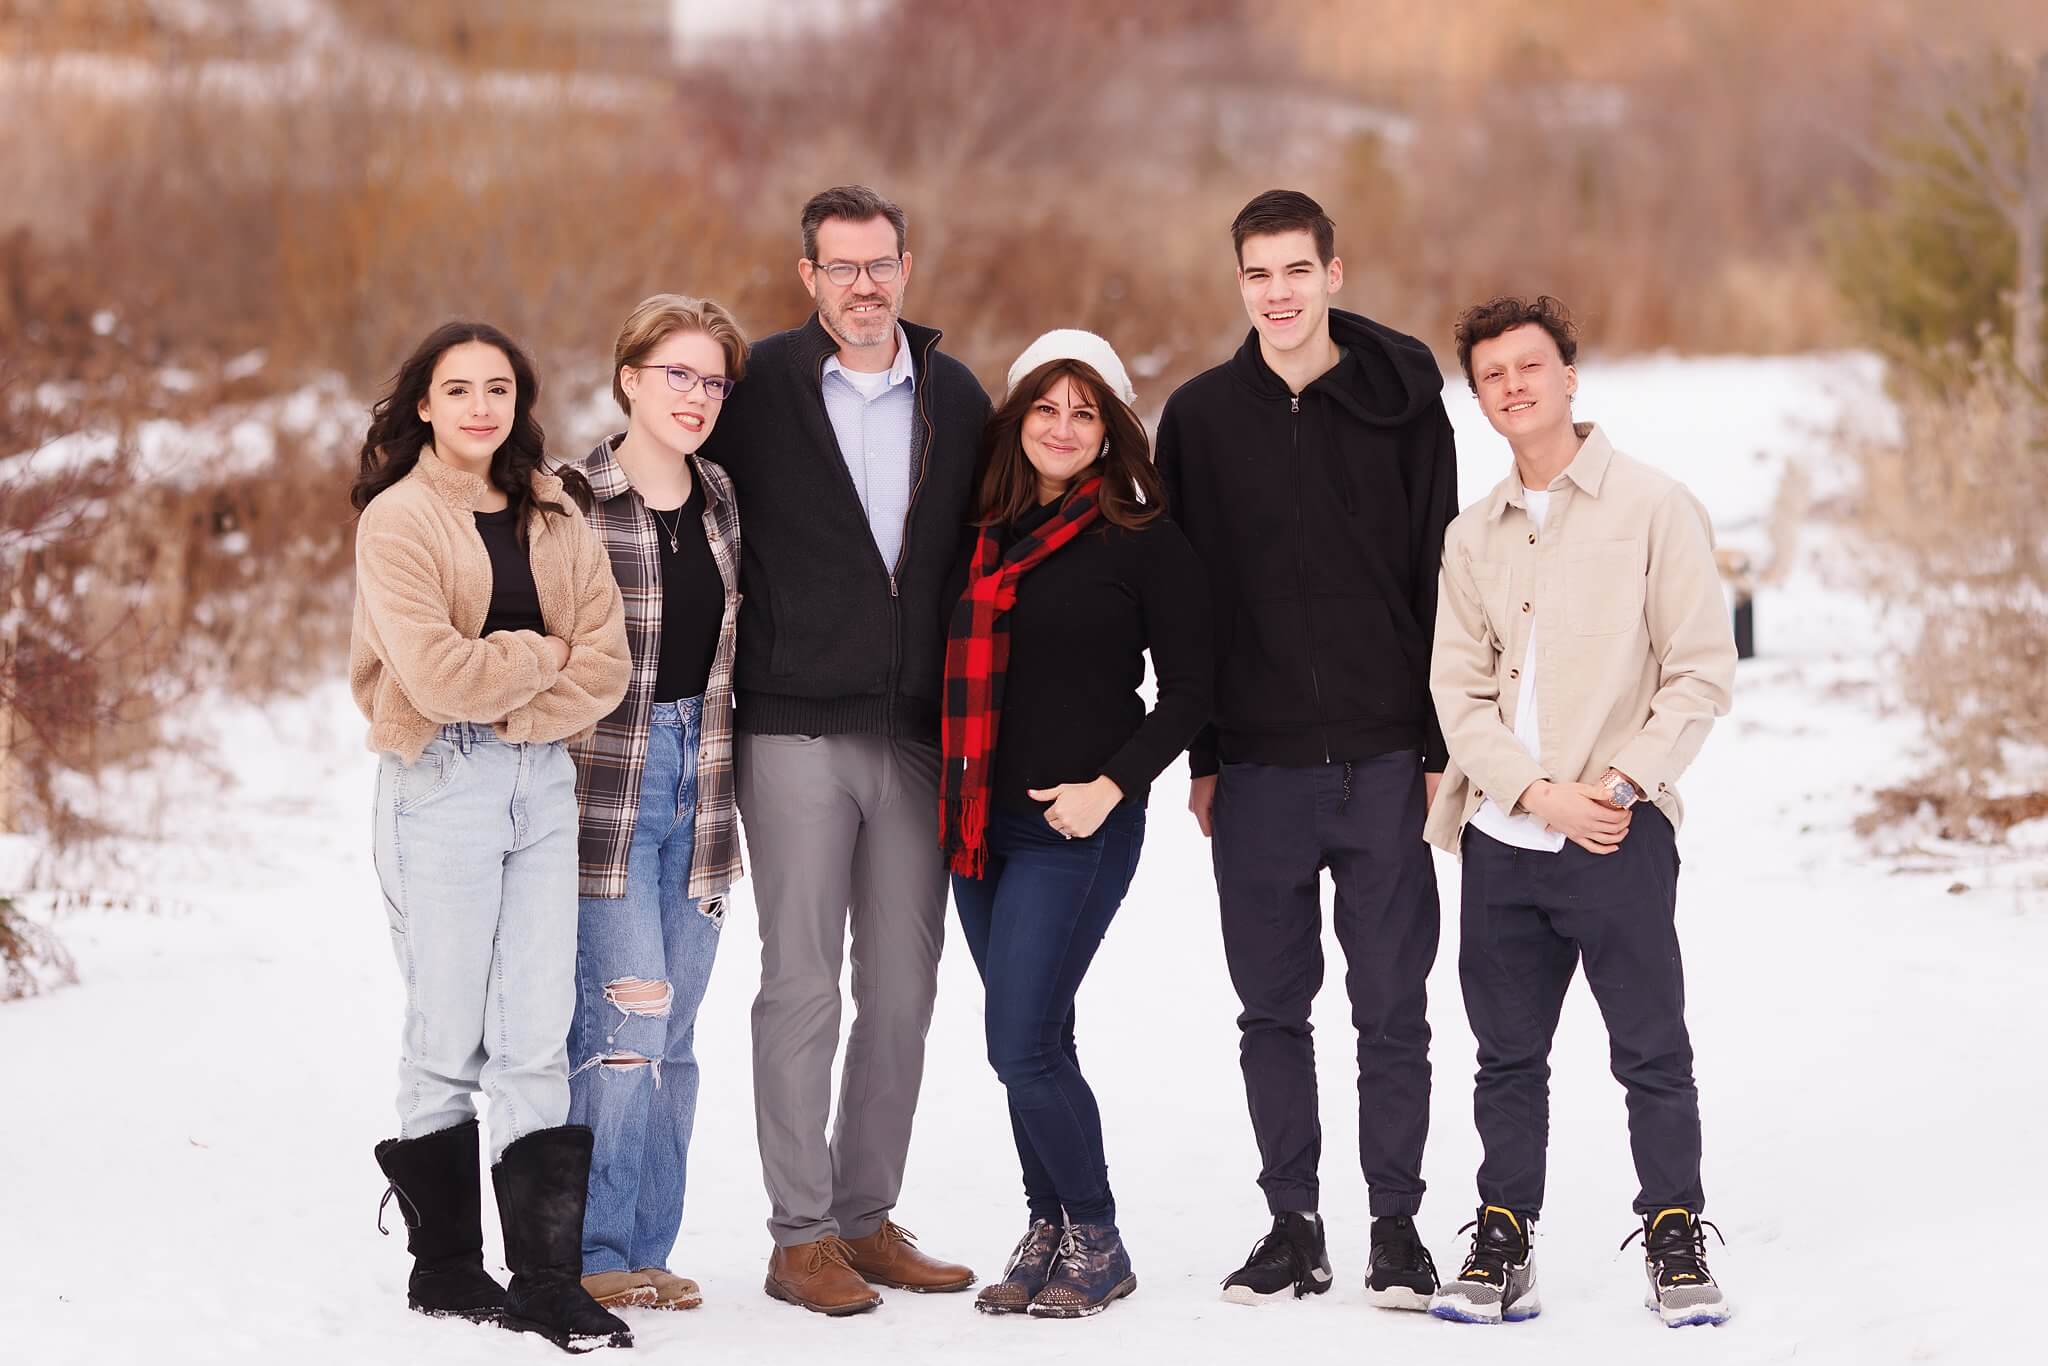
[2,0,2046,938]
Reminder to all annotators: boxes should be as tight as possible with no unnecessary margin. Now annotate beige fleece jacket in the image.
[350,447,630,763]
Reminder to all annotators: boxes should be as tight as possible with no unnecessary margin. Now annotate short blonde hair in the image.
[613,293,748,416]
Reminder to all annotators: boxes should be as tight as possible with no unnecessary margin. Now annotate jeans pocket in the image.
[394,739,461,816]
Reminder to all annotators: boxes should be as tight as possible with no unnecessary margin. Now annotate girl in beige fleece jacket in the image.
[350,321,636,1354]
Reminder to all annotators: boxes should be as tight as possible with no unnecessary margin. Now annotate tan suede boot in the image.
[579,1270,659,1310]
[634,1267,702,1311]
[764,1237,883,1315]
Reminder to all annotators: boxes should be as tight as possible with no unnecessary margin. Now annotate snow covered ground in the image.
[6,354,2042,1364]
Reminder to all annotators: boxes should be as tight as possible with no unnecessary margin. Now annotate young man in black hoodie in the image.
[700,185,990,1315]
[1157,189,1456,1310]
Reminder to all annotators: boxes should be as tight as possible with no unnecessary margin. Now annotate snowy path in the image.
[8,356,2041,1364]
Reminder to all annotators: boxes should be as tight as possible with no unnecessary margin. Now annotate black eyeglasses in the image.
[635,363,736,401]
[810,257,903,287]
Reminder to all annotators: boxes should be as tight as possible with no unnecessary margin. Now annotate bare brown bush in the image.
[1851,361,2048,836]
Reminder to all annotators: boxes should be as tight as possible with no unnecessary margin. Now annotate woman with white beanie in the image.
[939,330,1214,1318]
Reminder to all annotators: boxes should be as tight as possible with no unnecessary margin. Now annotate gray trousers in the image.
[736,731,949,1247]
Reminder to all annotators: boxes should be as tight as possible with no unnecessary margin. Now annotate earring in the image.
[1101,437,1111,458]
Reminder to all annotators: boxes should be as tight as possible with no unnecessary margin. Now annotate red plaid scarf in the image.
[940,478,1104,878]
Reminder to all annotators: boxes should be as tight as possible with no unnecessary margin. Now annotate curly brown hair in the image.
[1453,295,1579,390]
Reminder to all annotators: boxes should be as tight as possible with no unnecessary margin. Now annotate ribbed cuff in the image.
[736,690,938,741]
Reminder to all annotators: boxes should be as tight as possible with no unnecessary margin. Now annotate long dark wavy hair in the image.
[350,321,589,539]
[973,359,1163,530]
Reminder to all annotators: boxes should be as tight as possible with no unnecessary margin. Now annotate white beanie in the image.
[1005,329,1137,406]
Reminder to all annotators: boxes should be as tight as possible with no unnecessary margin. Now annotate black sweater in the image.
[699,313,992,738]
[949,509,1214,812]
[1156,308,1458,776]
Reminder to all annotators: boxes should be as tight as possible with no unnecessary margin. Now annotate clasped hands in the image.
[1519,768,1638,855]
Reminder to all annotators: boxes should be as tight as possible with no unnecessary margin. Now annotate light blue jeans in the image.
[373,724,580,1164]
[568,697,725,1275]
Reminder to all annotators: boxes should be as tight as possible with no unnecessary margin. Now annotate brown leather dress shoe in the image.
[764,1237,883,1315]
[841,1222,976,1293]
[634,1267,702,1311]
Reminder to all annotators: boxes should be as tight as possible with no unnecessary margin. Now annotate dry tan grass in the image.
[1849,361,2048,836]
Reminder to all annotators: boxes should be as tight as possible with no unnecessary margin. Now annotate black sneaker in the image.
[1624,1207,1730,1328]
[1220,1212,1332,1304]
[1364,1214,1439,1311]
[1428,1205,1539,1325]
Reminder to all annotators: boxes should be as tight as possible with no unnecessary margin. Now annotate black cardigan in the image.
[701,313,993,738]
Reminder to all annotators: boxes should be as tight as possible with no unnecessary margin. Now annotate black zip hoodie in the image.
[1156,307,1457,776]
[701,312,992,738]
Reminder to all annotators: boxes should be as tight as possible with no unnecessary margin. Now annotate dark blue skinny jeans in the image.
[952,801,1145,1228]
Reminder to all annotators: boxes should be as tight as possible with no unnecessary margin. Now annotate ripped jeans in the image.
[567,697,725,1275]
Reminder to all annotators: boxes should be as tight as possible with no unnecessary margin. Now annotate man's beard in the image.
[821,292,900,349]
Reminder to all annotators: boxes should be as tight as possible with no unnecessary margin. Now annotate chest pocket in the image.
[1564,539,1646,636]
[1465,561,1510,652]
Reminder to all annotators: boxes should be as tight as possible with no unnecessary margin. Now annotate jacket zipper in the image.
[878,331,939,732]
[1289,394,1331,762]
[889,330,940,596]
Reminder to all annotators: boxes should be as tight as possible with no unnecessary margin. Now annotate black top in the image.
[699,313,993,739]
[474,506,546,637]
[1156,307,1459,776]
[650,482,724,703]
[950,507,1215,813]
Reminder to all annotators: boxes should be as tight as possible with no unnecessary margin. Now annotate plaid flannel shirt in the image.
[558,435,743,904]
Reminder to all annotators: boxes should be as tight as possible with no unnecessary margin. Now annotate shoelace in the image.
[1003,1222,1059,1280]
[1618,1215,1724,1286]
[1377,1223,1441,1283]
[1449,1216,1520,1283]
[1058,1225,1083,1261]
[807,1236,859,1274]
[877,1222,920,1247]
[1223,1224,1305,1285]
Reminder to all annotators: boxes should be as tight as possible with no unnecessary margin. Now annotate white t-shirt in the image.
[832,364,895,400]
[1466,486,1566,853]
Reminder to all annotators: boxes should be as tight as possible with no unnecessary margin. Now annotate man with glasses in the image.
[702,184,990,1315]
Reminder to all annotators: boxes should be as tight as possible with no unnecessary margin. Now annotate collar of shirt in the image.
[1485,421,1616,521]
[822,324,916,393]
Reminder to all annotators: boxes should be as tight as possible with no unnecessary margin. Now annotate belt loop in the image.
[457,723,475,754]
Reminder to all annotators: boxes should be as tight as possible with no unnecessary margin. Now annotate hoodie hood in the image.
[1227,307,1446,427]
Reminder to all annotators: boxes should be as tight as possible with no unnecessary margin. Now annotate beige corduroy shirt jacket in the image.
[350,447,630,764]
[1424,423,1737,854]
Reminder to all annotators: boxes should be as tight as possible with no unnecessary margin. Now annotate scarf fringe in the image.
[944,795,990,880]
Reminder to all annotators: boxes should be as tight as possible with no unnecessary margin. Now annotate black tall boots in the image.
[377,1120,631,1352]
[491,1126,633,1353]
[374,1118,509,1323]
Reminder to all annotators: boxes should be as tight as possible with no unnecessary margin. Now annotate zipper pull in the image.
[889,574,899,598]
[1290,396,1299,412]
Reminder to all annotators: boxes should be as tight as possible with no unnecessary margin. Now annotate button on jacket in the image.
[1424,423,1737,853]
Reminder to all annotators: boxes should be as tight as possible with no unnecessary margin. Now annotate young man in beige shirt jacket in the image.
[1423,296,1737,1330]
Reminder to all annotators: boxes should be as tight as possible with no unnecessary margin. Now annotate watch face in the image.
[1606,776,1639,807]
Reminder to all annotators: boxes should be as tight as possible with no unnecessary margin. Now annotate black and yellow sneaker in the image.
[1625,1208,1730,1328]
[1428,1205,1539,1324]
[1220,1212,1333,1304]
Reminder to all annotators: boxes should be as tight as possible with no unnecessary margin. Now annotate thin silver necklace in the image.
[648,501,685,553]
